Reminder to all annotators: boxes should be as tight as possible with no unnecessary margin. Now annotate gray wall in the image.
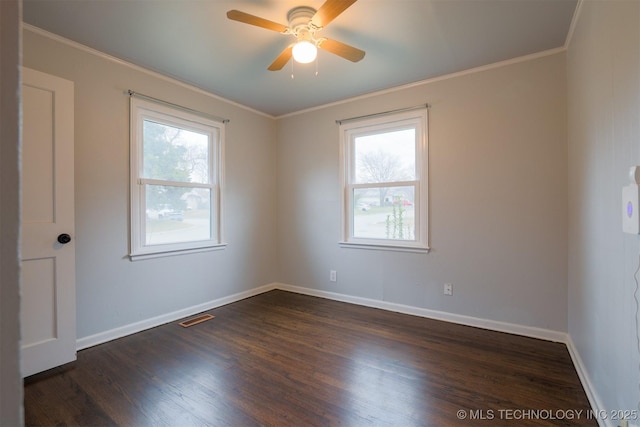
[23,28,278,341]
[0,0,23,424]
[567,0,640,417]
[277,53,568,332]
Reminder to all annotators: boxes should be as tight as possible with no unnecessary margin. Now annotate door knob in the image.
[57,233,71,244]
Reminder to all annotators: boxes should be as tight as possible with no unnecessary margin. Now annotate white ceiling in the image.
[23,0,578,117]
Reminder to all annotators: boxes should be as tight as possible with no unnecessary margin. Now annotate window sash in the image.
[141,118,214,185]
[140,183,217,246]
[345,181,424,247]
[348,180,418,190]
[138,178,215,189]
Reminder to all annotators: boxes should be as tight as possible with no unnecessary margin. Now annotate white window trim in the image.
[339,109,429,252]
[129,97,226,260]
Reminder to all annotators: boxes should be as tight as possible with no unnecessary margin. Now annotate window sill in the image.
[339,241,430,254]
[129,243,227,261]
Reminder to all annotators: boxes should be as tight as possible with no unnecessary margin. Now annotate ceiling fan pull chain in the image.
[315,57,319,76]
[291,59,295,79]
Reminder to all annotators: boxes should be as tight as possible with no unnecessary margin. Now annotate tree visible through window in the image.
[340,109,428,251]
[130,97,225,259]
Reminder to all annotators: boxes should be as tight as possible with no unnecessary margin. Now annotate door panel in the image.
[21,67,76,378]
[21,258,56,345]
[22,85,54,223]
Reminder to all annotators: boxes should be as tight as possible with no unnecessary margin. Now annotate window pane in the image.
[354,128,415,184]
[143,120,210,184]
[145,185,211,245]
[353,186,416,240]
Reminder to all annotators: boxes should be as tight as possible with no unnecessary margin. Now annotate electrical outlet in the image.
[444,283,453,296]
[330,270,337,282]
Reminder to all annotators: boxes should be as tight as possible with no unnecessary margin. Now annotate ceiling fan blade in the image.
[311,0,358,28]
[319,38,365,62]
[227,10,289,33]
[268,45,294,71]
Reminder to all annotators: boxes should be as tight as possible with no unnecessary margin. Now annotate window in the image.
[339,109,429,251]
[129,97,225,260]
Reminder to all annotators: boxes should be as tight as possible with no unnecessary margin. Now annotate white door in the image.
[21,67,76,378]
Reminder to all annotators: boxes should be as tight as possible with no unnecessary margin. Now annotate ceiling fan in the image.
[227,0,365,71]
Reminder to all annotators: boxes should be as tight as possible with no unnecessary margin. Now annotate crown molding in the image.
[277,46,566,119]
[23,22,569,122]
[564,0,584,50]
[22,23,274,120]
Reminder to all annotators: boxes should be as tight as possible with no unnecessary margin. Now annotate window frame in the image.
[339,109,429,252]
[129,97,225,260]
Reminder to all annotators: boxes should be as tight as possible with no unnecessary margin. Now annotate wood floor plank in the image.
[24,290,596,426]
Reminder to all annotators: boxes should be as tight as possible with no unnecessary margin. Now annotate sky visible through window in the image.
[354,128,415,183]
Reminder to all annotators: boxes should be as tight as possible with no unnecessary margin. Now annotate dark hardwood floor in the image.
[24,290,596,426]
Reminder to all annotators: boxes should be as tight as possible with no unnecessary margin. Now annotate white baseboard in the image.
[272,282,568,343]
[565,336,612,427]
[75,283,277,350]
[78,281,568,350]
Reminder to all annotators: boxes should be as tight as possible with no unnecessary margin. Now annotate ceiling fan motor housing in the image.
[287,6,318,33]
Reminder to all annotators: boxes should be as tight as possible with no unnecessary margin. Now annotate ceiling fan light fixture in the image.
[292,40,317,64]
